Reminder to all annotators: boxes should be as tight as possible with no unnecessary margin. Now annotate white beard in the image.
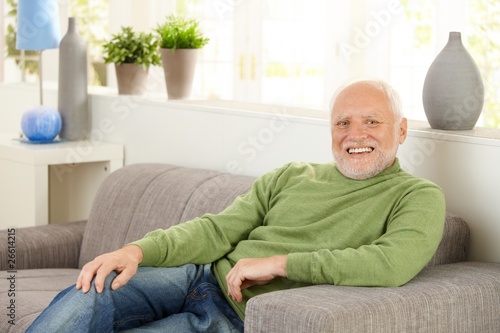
[333,136,400,180]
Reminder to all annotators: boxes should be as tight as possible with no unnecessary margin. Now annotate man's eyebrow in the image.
[335,113,382,120]
[334,114,351,120]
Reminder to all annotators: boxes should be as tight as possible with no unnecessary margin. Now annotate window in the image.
[466,0,500,128]
[178,0,500,128]
[69,0,109,85]
[2,0,500,128]
[1,0,109,84]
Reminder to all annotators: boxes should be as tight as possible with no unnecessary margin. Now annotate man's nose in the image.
[348,122,368,139]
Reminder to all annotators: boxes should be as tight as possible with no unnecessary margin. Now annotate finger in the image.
[77,261,102,294]
[93,264,116,293]
[110,266,138,290]
[75,270,84,290]
[232,289,243,303]
[240,279,266,290]
[226,268,244,302]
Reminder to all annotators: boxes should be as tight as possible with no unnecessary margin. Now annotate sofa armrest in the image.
[245,262,500,333]
[0,221,86,270]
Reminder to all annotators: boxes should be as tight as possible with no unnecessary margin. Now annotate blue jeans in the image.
[27,264,244,333]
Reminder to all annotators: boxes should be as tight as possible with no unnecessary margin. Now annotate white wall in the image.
[399,131,500,262]
[1,83,499,263]
[87,96,333,175]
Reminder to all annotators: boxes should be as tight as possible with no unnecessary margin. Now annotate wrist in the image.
[274,255,288,277]
[123,244,144,264]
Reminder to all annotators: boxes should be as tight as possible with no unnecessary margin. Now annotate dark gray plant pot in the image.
[422,31,484,130]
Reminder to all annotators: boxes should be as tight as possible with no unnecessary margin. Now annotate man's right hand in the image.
[76,244,143,294]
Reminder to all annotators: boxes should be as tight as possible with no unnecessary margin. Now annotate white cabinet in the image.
[0,134,123,229]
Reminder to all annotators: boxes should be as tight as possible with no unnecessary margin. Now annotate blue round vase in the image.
[21,106,62,142]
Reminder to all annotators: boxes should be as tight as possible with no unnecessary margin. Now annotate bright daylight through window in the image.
[1,0,499,128]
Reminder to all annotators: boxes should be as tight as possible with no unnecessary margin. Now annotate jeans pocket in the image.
[187,282,221,301]
[185,282,243,332]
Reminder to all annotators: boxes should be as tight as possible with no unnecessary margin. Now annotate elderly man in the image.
[27,79,445,333]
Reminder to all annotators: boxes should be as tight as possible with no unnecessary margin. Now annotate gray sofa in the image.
[1,163,499,332]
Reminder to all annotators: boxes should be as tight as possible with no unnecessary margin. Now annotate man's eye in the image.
[366,120,381,127]
[336,121,349,128]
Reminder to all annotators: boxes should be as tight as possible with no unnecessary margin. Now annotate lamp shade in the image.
[16,0,61,50]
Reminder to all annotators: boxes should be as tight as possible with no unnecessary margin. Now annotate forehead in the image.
[331,83,393,119]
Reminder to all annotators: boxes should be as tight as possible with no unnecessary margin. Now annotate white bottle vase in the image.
[422,32,484,130]
[58,17,89,140]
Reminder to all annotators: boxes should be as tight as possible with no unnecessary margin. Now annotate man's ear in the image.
[399,117,408,144]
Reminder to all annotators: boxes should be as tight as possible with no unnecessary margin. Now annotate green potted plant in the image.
[155,15,209,99]
[102,26,161,95]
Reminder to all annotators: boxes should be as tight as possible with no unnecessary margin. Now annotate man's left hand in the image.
[225,255,287,302]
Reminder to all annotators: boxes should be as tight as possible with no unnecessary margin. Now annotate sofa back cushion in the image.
[79,164,470,268]
[79,164,255,267]
[426,212,470,266]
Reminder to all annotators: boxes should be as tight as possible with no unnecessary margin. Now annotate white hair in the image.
[328,78,404,123]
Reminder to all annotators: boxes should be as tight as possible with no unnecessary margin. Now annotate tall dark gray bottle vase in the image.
[58,17,89,140]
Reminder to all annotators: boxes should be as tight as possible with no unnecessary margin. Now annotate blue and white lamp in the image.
[17,0,62,142]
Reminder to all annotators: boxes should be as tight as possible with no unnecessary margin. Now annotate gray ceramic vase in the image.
[422,31,484,130]
[58,17,89,140]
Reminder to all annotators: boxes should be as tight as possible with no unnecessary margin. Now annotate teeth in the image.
[348,147,373,154]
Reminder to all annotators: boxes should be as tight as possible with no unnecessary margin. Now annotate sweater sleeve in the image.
[131,164,286,268]
[286,182,446,287]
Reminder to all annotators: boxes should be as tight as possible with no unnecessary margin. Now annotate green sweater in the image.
[133,159,445,320]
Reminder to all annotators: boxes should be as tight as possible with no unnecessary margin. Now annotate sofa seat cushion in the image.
[0,268,79,333]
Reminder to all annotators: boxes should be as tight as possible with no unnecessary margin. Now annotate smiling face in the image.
[330,81,407,180]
